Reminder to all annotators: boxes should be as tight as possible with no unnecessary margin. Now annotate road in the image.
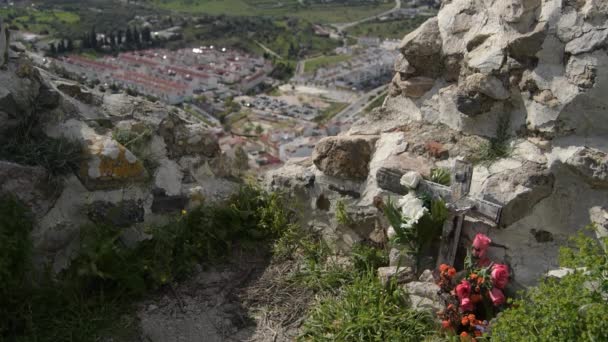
[332,0,402,32]
[329,84,388,124]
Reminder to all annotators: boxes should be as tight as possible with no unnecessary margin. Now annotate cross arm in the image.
[375,167,502,224]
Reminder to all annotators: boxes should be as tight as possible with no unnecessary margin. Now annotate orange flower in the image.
[461,317,469,326]
[474,331,482,337]
[441,320,451,329]
[448,268,457,277]
[460,331,471,341]
[468,314,476,321]
[478,277,485,284]
[471,294,482,304]
[469,273,478,280]
[440,264,450,273]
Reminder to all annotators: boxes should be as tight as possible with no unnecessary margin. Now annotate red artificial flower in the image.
[456,280,472,300]
[441,320,451,329]
[460,297,474,312]
[448,267,457,277]
[472,233,491,259]
[489,287,506,306]
[491,264,510,289]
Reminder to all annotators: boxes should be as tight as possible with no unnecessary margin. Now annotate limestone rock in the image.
[566,148,608,189]
[78,139,148,191]
[589,206,608,249]
[0,161,58,219]
[87,200,145,228]
[401,77,435,98]
[565,29,608,55]
[378,266,415,286]
[159,115,220,159]
[55,81,97,105]
[399,18,443,77]
[463,73,510,100]
[312,135,378,180]
[475,160,555,227]
[466,36,506,73]
[403,281,443,312]
[389,247,416,268]
[394,54,416,74]
[508,24,547,61]
[455,92,494,117]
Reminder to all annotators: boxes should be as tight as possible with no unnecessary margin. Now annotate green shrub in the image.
[299,272,436,341]
[491,229,608,341]
[0,196,33,337]
[351,243,389,273]
[335,200,353,226]
[0,136,83,176]
[471,114,512,166]
[2,184,296,341]
[430,168,451,186]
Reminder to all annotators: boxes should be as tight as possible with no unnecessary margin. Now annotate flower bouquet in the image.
[436,233,510,340]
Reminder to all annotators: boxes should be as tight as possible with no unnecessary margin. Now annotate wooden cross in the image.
[376,160,503,267]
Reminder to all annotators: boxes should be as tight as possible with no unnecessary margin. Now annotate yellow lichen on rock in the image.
[79,139,147,190]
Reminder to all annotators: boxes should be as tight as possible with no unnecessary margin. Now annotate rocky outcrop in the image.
[385,0,608,138]
[0,52,237,272]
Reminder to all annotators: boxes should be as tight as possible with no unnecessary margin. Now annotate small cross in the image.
[376,160,503,267]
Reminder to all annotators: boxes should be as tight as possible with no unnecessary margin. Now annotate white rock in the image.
[377,266,415,286]
[154,159,184,196]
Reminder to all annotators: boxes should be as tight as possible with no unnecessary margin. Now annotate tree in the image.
[57,39,65,54]
[66,38,74,52]
[255,125,264,135]
[90,27,97,49]
[142,27,151,43]
[81,34,90,49]
[109,32,116,47]
[117,30,123,45]
[49,42,57,56]
[133,27,141,46]
[125,27,133,45]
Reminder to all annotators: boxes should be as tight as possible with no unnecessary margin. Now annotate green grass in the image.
[299,272,436,341]
[346,16,433,39]
[314,102,349,123]
[364,91,387,113]
[304,54,352,74]
[150,0,394,23]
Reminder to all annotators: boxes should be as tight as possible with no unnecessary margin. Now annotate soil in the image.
[137,250,313,342]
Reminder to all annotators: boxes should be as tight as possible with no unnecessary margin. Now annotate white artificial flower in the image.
[387,225,397,239]
[397,192,427,227]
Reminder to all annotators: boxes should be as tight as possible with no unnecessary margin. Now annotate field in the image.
[346,16,433,39]
[179,17,341,62]
[149,0,394,23]
[304,54,352,73]
[0,8,80,34]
